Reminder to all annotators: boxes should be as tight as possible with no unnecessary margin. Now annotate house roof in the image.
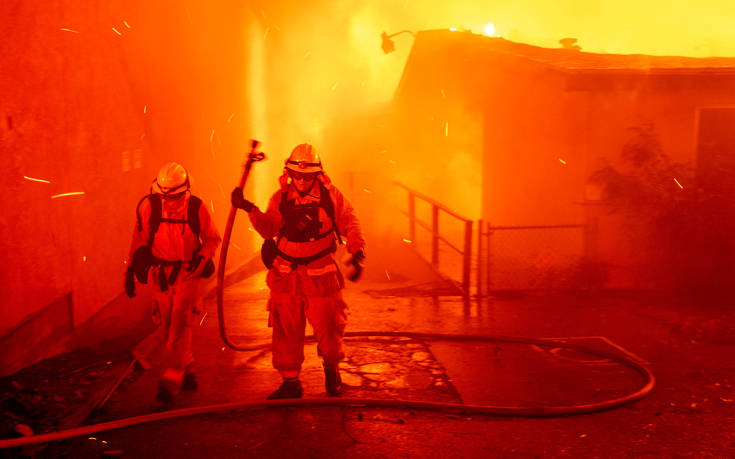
[415,29,735,73]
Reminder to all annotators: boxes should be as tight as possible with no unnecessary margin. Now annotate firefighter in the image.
[125,162,221,404]
[231,143,365,399]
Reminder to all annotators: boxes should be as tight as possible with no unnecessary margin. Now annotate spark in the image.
[199,312,207,326]
[101,440,108,444]
[445,122,449,137]
[210,200,214,213]
[210,129,215,143]
[263,27,270,41]
[106,361,112,365]
[331,82,339,91]
[227,113,235,123]
[111,27,122,36]
[232,243,242,250]
[388,159,397,165]
[674,178,684,189]
[558,158,567,165]
[143,105,147,114]
[221,347,225,351]
[402,238,413,243]
[385,270,391,280]
[123,20,131,29]
[303,50,311,59]
[51,191,85,199]
[82,256,87,262]
[123,260,127,264]
[23,175,51,183]
[60,28,80,34]
[89,437,96,441]
[140,133,145,140]
[362,188,372,194]
[440,89,446,98]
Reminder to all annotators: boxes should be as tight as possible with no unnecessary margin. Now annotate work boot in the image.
[182,372,198,391]
[267,378,303,400]
[156,383,174,404]
[324,367,342,397]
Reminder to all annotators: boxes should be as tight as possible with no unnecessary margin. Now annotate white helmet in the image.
[285,143,322,173]
[152,162,190,195]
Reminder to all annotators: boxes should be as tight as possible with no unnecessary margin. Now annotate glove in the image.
[125,266,136,298]
[231,187,256,212]
[346,250,365,282]
[201,259,215,278]
[187,254,203,273]
[131,245,153,284]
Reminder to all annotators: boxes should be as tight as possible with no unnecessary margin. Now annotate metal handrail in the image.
[394,182,473,297]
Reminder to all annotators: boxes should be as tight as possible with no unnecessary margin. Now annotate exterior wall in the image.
[0,0,253,375]
[578,78,735,287]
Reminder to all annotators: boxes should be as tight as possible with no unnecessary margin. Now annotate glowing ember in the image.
[60,28,80,34]
[210,129,215,143]
[385,270,391,280]
[210,200,215,213]
[199,312,207,326]
[674,178,684,189]
[82,256,87,262]
[402,238,413,243]
[558,158,567,165]
[441,89,446,98]
[23,175,50,183]
[123,21,131,29]
[143,105,147,114]
[111,27,122,36]
[445,122,449,137]
[51,192,85,199]
[331,82,339,91]
[362,188,372,193]
[227,113,235,123]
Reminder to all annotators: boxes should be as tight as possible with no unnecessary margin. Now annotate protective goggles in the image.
[287,169,318,181]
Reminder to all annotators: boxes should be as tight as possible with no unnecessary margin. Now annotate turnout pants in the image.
[267,265,348,378]
[132,266,199,395]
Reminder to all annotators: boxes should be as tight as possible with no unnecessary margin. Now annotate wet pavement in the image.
[2,238,735,457]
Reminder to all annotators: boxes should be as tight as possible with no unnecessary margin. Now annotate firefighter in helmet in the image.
[125,162,221,404]
[231,143,365,399]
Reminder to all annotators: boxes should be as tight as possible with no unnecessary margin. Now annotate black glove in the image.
[125,266,136,298]
[187,254,203,273]
[347,250,365,282]
[231,187,256,212]
[201,259,215,278]
[131,245,153,284]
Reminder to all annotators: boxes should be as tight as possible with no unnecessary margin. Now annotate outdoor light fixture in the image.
[380,30,416,54]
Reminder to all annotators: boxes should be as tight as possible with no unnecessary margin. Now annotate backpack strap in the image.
[135,194,162,246]
[187,196,202,237]
[319,181,343,245]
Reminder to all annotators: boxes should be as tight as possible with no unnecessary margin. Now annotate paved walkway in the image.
[4,237,735,457]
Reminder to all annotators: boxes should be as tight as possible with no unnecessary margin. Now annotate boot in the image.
[182,372,198,391]
[267,378,303,400]
[324,366,342,397]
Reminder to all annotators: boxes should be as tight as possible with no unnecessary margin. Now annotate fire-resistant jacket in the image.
[129,194,221,264]
[248,177,365,276]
